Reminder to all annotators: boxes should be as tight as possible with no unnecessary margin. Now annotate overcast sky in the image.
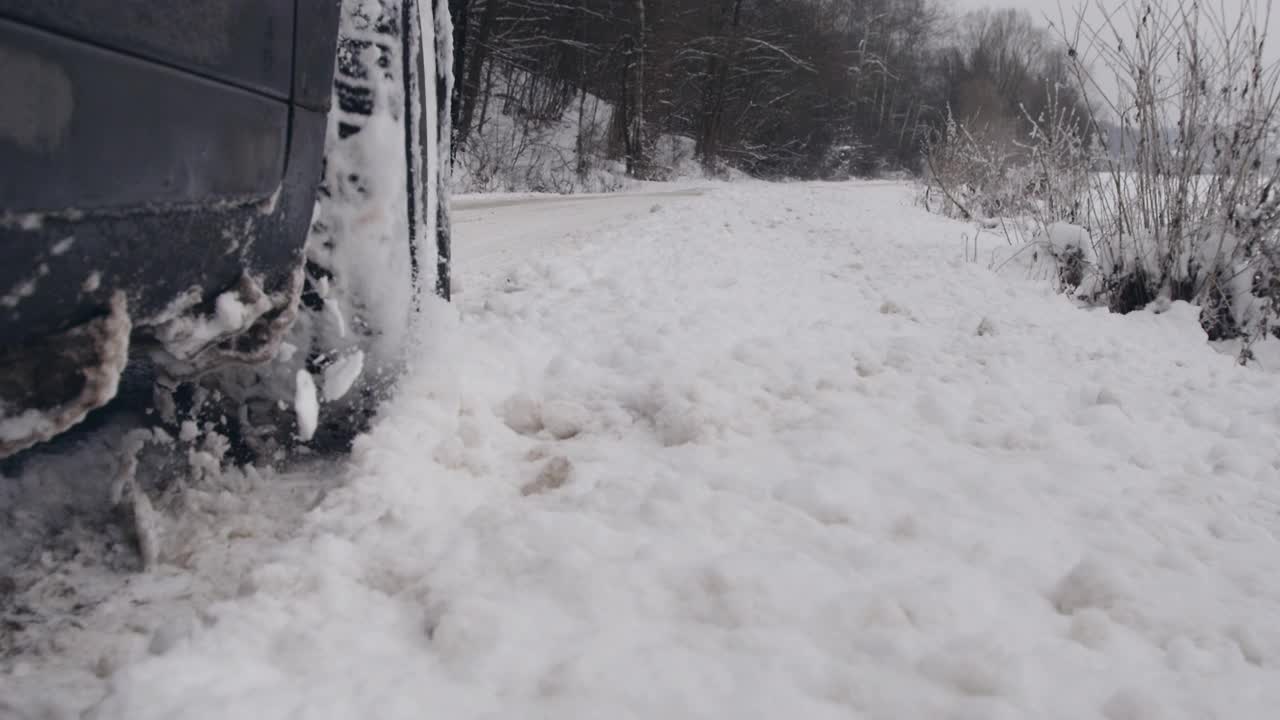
[953,0,1076,22]
[945,0,1280,118]
[951,0,1272,37]
[949,0,1279,82]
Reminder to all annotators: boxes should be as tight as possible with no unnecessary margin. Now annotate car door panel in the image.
[0,0,294,100]
[0,17,288,213]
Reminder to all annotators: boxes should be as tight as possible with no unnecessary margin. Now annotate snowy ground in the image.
[5,180,1280,719]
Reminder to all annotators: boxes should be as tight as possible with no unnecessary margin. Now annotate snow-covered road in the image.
[8,181,1280,719]
[451,185,707,269]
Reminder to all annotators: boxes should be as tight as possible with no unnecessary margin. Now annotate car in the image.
[0,0,452,461]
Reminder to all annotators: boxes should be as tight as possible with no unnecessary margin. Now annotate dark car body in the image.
[0,0,340,350]
[0,1,360,457]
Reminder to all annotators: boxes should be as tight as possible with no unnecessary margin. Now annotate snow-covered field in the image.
[5,180,1280,719]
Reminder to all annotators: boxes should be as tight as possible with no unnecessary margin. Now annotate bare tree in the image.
[624,0,649,177]
[454,0,502,146]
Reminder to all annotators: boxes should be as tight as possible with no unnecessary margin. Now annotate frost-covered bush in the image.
[932,0,1280,355]
[923,109,1030,221]
[1062,0,1280,348]
[924,92,1094,229]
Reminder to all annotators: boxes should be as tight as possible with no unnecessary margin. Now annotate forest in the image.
[444,0,1085,182]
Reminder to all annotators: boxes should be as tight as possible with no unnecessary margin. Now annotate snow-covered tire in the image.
[172,0,451,461]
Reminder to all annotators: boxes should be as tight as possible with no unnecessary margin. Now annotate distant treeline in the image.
[446,0,1088,179]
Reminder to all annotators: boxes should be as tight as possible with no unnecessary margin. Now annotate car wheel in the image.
[171,0,451,462]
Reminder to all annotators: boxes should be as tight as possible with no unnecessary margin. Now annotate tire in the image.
[174,0,451,462]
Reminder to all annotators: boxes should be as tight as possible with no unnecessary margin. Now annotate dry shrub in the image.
[927,0,1280,357]
[1064,0,1280,349]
